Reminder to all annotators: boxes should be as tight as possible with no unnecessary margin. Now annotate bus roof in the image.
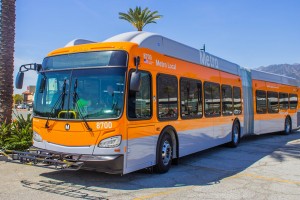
[65,39,96,47]
[64,32,300,87]
[103,31,241,76]
[251,69,300,87]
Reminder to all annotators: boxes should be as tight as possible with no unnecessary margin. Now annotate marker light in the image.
[98,136,121,148]
[33,131,43,142]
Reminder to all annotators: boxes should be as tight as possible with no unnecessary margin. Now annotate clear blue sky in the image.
[14,0,300,94]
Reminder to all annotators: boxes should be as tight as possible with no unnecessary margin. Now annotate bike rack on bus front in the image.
[0,148,84,171]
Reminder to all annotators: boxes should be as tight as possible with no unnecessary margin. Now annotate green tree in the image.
[13,94,23,104]
[0,0,15,123]
[119,6,162,31]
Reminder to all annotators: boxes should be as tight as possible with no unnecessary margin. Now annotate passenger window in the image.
[256,90,267,114]
[221,85,233,116]
[279,93,289,110]
[233,87,242,115]
[289,94,298,109]
[267,91,279,113]
[204,82,221,117]
[157,74,178,120]
[128,71,152,119]
[180,78,202,119]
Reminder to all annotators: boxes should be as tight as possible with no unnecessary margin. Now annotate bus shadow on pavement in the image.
[27,131,300,197]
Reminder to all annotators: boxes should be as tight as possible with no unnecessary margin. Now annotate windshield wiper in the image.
[45,79,67,128]
[73,79,92,131]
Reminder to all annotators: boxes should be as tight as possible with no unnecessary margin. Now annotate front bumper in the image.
[76,154,124,174]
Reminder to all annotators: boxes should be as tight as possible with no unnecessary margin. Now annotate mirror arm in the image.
[134,56,140,72]
[19,63,43,73]
[15,63,42,89]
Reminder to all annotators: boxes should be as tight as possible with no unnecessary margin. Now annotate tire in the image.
[155,133,173,173]
[228,121,240,148]
[283,117,292,135]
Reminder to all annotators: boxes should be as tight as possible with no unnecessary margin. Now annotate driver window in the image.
[128,71,152,119]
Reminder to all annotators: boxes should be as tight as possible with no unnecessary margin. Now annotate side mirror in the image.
[15,63,42,89]
[15,72,24,89]
[130,71,141,92]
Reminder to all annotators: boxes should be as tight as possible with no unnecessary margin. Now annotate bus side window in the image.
[180,78,203,119]
[256,90,267,114]
[279,92,289,110]
[204,82,221,117]
[267,91,279,113]
[157,74,178,120]
[233,86,242,115]
[289,94,298,109]
[128,71,152,119]
[221,85,233,116]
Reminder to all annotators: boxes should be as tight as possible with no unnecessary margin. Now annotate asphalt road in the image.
[1,131,300,200]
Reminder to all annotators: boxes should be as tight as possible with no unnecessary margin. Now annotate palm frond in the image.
[119,6,162,31]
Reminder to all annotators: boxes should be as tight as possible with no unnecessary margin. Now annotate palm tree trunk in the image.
[0,0,16,123]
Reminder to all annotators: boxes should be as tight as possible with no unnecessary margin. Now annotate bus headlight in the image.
[33,131,43,142]
[98,136,121,148]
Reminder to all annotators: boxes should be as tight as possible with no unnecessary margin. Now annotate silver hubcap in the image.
[161,140,172,166]
[233,125,239,144]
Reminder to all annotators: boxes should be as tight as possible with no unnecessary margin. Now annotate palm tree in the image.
[0,0,16,123]
[119,6,162,31]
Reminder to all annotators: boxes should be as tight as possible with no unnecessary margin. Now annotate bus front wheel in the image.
[155,133,173,173]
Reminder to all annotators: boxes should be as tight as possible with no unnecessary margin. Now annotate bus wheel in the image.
[229,121,240,148]
[155,133,173,173]
[283,117,291,135]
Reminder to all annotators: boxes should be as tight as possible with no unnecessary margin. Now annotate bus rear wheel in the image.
[283,117,291,135]
[155,133,173,173]
[229,121,240,148]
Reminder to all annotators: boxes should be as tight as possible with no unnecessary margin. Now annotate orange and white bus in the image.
[15,32,300,174]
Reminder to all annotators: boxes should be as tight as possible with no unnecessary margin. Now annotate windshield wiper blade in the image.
[45,79,67,128]
[73,79,92,132]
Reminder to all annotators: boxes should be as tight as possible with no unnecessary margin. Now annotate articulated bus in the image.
[15,32,300,174]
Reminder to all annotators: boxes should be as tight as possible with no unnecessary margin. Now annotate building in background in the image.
[22,85,35,106]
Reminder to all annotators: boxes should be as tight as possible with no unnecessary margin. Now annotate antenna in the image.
[200,44,206,52]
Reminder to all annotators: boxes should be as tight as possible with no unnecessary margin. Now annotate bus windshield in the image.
[34,67,126,120]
